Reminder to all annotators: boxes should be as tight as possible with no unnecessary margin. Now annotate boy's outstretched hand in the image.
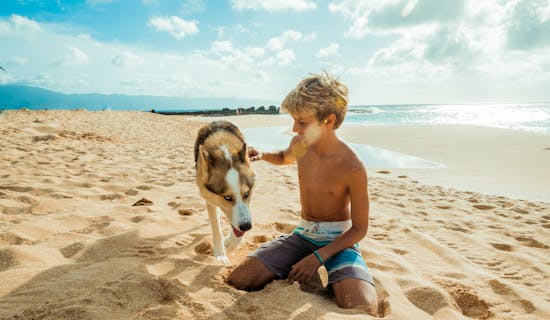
[288,254,322,284]
[248,146,263,162]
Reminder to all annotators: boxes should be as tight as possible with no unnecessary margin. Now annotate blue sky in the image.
[1,0,549,104]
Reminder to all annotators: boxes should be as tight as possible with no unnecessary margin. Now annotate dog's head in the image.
[196,125,255,237]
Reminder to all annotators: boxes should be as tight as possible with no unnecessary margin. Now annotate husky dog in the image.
[194,121,255,263]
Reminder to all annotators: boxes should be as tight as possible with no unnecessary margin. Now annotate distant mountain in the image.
[0,85,278,111]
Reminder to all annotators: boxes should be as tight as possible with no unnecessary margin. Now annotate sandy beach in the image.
[1,110,549,319]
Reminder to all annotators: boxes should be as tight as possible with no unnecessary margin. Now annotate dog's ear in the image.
[200,145,215,167]
[239,143,247,163]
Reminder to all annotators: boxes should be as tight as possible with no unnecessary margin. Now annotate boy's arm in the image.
[249,135,300,165]
[288,162,370,284]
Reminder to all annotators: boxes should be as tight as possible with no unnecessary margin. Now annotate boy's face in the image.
[291,114,323,145]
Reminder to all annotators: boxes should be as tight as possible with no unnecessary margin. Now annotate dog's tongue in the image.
[232,227,245,238]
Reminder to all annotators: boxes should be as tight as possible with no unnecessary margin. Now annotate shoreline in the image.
[193,114,550,203]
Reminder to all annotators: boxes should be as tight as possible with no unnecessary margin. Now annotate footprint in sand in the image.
[488,279,536,313]
[178,209,196,216]
[273,222,295,233]
[77,216,113,234]
[514,235,548,249]
[391,248,408,255]
[132,198,153,206]
[490,242,514,252]
[0,232,34,245]
[60,242,85,258]
[511,207,529,215]
[125,188,139,196]
[253,235,271,243]
[473,204,495,210]
[131,216,145,223]
[435,280,492,319]
[194,240,213,255]
[167,201,181,209]
[0,249,17,271]
[137,185,152,191]
[405,286,453,315]
[0,185,34,193]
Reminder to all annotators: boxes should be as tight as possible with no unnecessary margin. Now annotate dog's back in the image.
[194,121,246,166]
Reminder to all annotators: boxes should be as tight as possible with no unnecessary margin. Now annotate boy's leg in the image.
[228,234,316,291]
[227,257,277,291]
[325,247,377,316]
[332,278,378,316]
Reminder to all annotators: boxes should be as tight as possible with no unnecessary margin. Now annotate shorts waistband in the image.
[293,219,351,245]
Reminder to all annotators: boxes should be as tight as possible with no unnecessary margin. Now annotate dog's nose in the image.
[239,222,252,232]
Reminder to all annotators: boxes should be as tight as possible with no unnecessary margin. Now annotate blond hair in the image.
[281,71,349,129]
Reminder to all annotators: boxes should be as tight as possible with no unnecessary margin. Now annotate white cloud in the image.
[211,40,234,53]
[505,0,550,50]
[317,43,341,58]
[538,1,550,22]
[327,0,550,104]
[267,30,316,51]
[56,47,90,67]
[276,49,296,65]
[0,14,41,34]
[11,14,41,31]
[231,0,317,11]
[9,56,29,66]
[181,0,206,15]
[148,16,199,39]
[111,51,145,68]
[329,0,464,37]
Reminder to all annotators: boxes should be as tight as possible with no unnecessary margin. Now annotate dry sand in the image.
[0,110,549,319]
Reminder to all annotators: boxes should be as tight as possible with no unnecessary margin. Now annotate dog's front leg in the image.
[225,233,242,253]
[207,203,229,264]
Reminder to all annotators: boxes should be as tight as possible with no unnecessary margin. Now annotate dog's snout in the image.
[239,222,252,232]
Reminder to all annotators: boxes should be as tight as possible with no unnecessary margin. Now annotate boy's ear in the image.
[325,114,337,126]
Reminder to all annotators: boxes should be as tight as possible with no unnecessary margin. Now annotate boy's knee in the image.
[227,267,264,291]
[335,289,378,317]
[336,298,378,317]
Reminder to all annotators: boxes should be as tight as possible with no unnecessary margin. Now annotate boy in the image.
[227,72,378,316]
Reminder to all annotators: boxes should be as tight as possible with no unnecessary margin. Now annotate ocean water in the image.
[242,127,444,169]
[346,103,550,135]
[242,103,549,168]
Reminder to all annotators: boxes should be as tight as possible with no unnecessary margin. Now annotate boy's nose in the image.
[292,121,299,133]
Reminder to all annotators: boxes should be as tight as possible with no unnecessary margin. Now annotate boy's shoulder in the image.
[333,140,366,170]
[341,141,368,172]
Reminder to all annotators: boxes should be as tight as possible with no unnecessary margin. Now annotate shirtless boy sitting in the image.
[227,72,378,316]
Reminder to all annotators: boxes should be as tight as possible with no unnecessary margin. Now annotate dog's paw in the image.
[215,254,230,264]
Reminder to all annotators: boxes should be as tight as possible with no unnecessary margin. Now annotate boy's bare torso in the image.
[296,140,359,222]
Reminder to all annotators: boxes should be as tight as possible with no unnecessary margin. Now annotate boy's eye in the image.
[224,195,233,201]
[243,191,249,198]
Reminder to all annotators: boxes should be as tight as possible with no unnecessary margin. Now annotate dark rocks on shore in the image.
[153,105,280,116]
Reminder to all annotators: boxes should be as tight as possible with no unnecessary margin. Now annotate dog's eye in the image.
[243,191,249,199]
[224,195,233,202]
